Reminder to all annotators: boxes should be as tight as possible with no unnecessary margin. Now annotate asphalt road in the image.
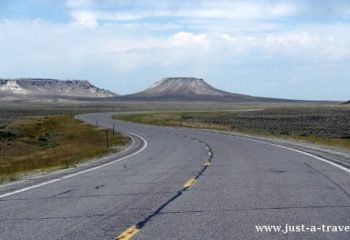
[0,112,349,240]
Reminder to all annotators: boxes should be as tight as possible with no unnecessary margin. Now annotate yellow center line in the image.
[183,178,197,189]
[115,152,212,239]
[115,226,140,240]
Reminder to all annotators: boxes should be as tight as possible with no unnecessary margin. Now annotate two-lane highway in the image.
[0,112,349,240]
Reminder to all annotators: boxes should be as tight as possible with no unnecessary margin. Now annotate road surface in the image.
[0,112,349,240]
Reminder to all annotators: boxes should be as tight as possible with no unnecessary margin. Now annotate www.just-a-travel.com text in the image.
[256,224,350,234]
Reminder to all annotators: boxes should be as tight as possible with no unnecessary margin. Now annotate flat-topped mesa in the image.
[159,77,204,81]
[123,76,288,102]
[135,77,233,98]
[0,78,117,98]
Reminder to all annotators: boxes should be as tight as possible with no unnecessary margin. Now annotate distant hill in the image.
[0,77,328,103]
[121,77,294,102]
[0,79,117,99]
[132,77,230,97]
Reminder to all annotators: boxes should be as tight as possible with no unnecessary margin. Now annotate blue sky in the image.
[0,0,350,100]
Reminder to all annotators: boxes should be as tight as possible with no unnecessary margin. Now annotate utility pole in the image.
[112,123,115,135]
[96,120,98,128]
[106,129,109,150]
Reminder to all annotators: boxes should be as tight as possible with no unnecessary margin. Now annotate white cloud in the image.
[71,11,98,27]
[0,17,350,98]
[95,28,350,69]
[68,2,298,23]
[170,32,209,50]
[0,0,349,99]
[64,0,350,22]
[2,19,349,72]
[162,30,350,64]
[262,32,321,54]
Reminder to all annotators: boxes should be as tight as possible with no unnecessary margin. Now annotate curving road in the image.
[0,112,349,240]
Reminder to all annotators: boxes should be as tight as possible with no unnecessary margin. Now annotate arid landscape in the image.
[115,105,350,148]
[1,1,350,240]
[1,77,348,184]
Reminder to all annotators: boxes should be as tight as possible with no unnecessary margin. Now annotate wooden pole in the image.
[106,129,109,150]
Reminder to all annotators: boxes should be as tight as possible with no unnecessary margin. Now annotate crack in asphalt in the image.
[0,213,144,222]
[103,130,216,233]
[181,185,337,191]
[0,191,177,201]
[130,133,214,232]
[2,205,350,222]
[52,189,74,198]
[303,163,350,199]
[158,205,350,215]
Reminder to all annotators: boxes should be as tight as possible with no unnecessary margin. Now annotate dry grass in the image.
[115,112,231,130]
[0,115,128,183]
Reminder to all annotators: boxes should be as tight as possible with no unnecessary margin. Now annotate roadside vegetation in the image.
[114,106,350,150]
[0,115,128,183]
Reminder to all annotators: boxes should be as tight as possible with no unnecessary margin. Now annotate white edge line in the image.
[0,131,148,199]
[234,135,350,174]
